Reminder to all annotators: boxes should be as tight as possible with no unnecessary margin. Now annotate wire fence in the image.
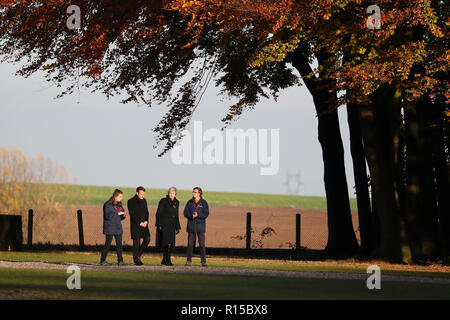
[6,206,361,251]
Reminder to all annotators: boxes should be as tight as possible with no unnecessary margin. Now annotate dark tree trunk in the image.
[403,97,440,261]
[370,179,381,250]
[347,102,374,255]
[432,96,450,258]
[356,85,408,262]
[317,101,359,255]
[421,96,441,258]
[289,48,359,256]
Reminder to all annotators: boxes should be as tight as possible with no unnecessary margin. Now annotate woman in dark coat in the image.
[100,189,126,266]
[155,187,181,266]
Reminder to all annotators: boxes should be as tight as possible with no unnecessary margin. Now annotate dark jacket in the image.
[103,201,125,235]
[127,195,151,239]
[155,196,181,247]
[183,197,209,233]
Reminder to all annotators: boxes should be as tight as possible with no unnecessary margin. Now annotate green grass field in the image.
[1,251,449,299]
[44,183,358,210]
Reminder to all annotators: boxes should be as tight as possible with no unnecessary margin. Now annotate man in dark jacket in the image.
[183,187,209,267]
[127,186,150,265]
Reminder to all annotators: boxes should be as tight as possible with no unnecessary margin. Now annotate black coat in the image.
[103,201,125,235]
[127,195,150,239]
[183,197,209,233]
[155,196,181,247]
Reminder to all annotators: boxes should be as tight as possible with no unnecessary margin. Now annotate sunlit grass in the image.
[1,251,449,279]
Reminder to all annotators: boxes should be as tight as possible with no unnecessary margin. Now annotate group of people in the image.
[100,186,210,267]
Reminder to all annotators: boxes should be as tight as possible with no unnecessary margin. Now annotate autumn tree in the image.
[1,0,448,262]
[173,0,449,263]
[0,147,72,242]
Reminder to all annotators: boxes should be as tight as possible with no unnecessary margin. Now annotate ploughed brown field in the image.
[28,205,361,250]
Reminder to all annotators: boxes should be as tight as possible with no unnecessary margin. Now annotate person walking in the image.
[184,187,209,267]
[100,189,127,266]
[127,186,151,266]
[155,187,181,266]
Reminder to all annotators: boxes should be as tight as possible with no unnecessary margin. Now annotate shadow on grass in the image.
[1,268,449,300]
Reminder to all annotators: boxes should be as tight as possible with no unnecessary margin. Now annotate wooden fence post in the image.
[246,212,252,250]
[27,209,33,248]
[77,209,84,249]
[296,213,301,250]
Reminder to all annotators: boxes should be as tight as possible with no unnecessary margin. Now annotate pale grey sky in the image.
[0,61,356,197]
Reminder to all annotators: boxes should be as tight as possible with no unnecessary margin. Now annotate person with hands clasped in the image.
[184,187,209,267]
[155,187,181,266]
[100,189,127,266]
[127,186,151,266]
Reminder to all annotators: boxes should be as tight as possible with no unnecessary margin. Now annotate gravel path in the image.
[1,260,450,285]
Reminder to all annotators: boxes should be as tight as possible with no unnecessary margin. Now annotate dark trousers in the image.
[101,234,123,262]
[133,235,150,262]
[187,232,206,262]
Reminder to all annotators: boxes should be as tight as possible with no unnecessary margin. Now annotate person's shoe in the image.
[117,261,127,266]
[99,260,111,266]
[166,254,174,266]
[134,260,144,266]
[201,261,208,267]
[166,245,174,266]
[185,261,191,267]
[161,255,168,265]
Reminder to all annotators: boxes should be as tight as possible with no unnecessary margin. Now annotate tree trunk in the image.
[347,102,374,255]
[403,97,440,261]
[432,96,450,258]
[289,48,359,256]
[317,101,359,255]
[356,85,409,262]
[370,179,381,250]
